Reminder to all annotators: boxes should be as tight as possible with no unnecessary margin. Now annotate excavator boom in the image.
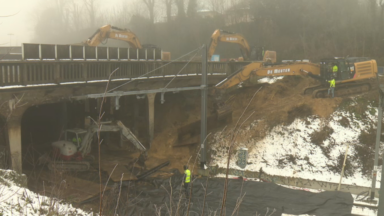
[216,62,320,89]
[86,25,142,49]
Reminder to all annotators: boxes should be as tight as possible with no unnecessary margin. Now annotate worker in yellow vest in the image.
[183,165,191,199]
[333,64,338,73]
[328,78,336,98]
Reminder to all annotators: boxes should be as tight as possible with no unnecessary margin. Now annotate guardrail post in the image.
[107,47,110,61]
[95,47,98,61]
[69,45,73,61]
[55,45,58,61]
[118,48,120,61]
[39,44,42,61]
[137,49,139,61]
[128,48,130,60]
[83,46,86,60]
[21,44,25,61]
[153,49,155,61]
[145,49,148,60]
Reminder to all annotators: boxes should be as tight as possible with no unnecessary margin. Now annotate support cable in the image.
[107,46,203,93]
[162,49,201,90]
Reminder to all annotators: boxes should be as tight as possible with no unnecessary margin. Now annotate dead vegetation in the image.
[355,127,379,176]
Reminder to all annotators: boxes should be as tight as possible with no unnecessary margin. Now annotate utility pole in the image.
[200,44,207,169]
[378,82,384,214]
[371,77,384,200]
[338,143,350,191]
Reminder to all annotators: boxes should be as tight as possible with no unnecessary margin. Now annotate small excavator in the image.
[48,120,146,172]
[208,29,276,63]
[215,57,377,98]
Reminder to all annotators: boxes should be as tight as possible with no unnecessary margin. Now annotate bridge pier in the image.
[8,119,22,173]
[147,93,156,146]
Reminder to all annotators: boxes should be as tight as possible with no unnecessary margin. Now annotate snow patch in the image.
[0,169,92,215]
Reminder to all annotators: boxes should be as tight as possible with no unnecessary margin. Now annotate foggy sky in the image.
[0,0,123,46]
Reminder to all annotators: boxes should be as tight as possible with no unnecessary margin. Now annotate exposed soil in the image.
[145,75,346,174]
[222,75,342,148]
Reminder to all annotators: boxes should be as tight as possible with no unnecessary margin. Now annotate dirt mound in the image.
[147,75,344,172]
[286,104,312,125]
[229,76,341,128]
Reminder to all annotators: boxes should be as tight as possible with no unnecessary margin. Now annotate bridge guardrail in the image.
[22,43,162,61]
[0,61,249,87]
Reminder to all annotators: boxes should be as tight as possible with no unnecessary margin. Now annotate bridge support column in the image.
[8,117,22,173]
[147,93,156,146]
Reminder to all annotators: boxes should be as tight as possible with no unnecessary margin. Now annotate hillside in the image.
[209,75,381,187]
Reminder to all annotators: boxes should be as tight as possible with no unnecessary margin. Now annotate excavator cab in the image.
[65,128,87,148]
[320,58,350,82]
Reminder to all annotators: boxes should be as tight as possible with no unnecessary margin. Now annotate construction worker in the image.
[328,77,336,98]
[183,165,191,199]
[261,47,265,59]
[333,64,338,74]
[72,136,82,147]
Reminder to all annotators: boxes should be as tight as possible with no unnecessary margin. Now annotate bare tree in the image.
[187,0,197,18]
[208,0,226,14]
[163,0,173,22]
[143,0,155,23]
[175,0,186,19]
[84,0,97,28]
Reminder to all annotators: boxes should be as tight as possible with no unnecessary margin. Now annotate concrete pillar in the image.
[147,93,156,145]
[8,118,22,173]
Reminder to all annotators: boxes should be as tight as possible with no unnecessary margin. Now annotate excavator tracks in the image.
[308,82,372,98]
[48,161,90,172]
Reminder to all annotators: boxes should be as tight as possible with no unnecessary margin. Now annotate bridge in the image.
[0,43,249,173]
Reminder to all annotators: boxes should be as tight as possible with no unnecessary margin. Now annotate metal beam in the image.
[72,86,203,100]
[377,83,384,214]
[372,81,384,201]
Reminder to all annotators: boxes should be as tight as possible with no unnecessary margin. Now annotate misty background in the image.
[1,0,384,63]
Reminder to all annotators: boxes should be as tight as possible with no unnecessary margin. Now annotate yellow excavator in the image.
[216,57,377,98]
[208,29,277,63]
[84,24,172,60]
[85,25,143,48]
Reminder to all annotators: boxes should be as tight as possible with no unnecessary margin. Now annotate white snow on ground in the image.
[0,169,92,216]
[210,103,382,188]
[258,76,284,84]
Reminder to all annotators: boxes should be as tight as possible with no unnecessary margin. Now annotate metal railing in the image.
[21,43,162,61]
[0,61,248,87]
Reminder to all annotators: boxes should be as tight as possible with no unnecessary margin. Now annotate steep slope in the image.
[209,76,381,187]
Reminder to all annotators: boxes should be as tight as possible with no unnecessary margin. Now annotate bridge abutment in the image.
[8,119,22,173]
[7,104,27,173]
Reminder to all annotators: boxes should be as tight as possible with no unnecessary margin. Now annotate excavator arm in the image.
[208,29,251,61]
[216,62,321,89]
[86,25,142,49]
